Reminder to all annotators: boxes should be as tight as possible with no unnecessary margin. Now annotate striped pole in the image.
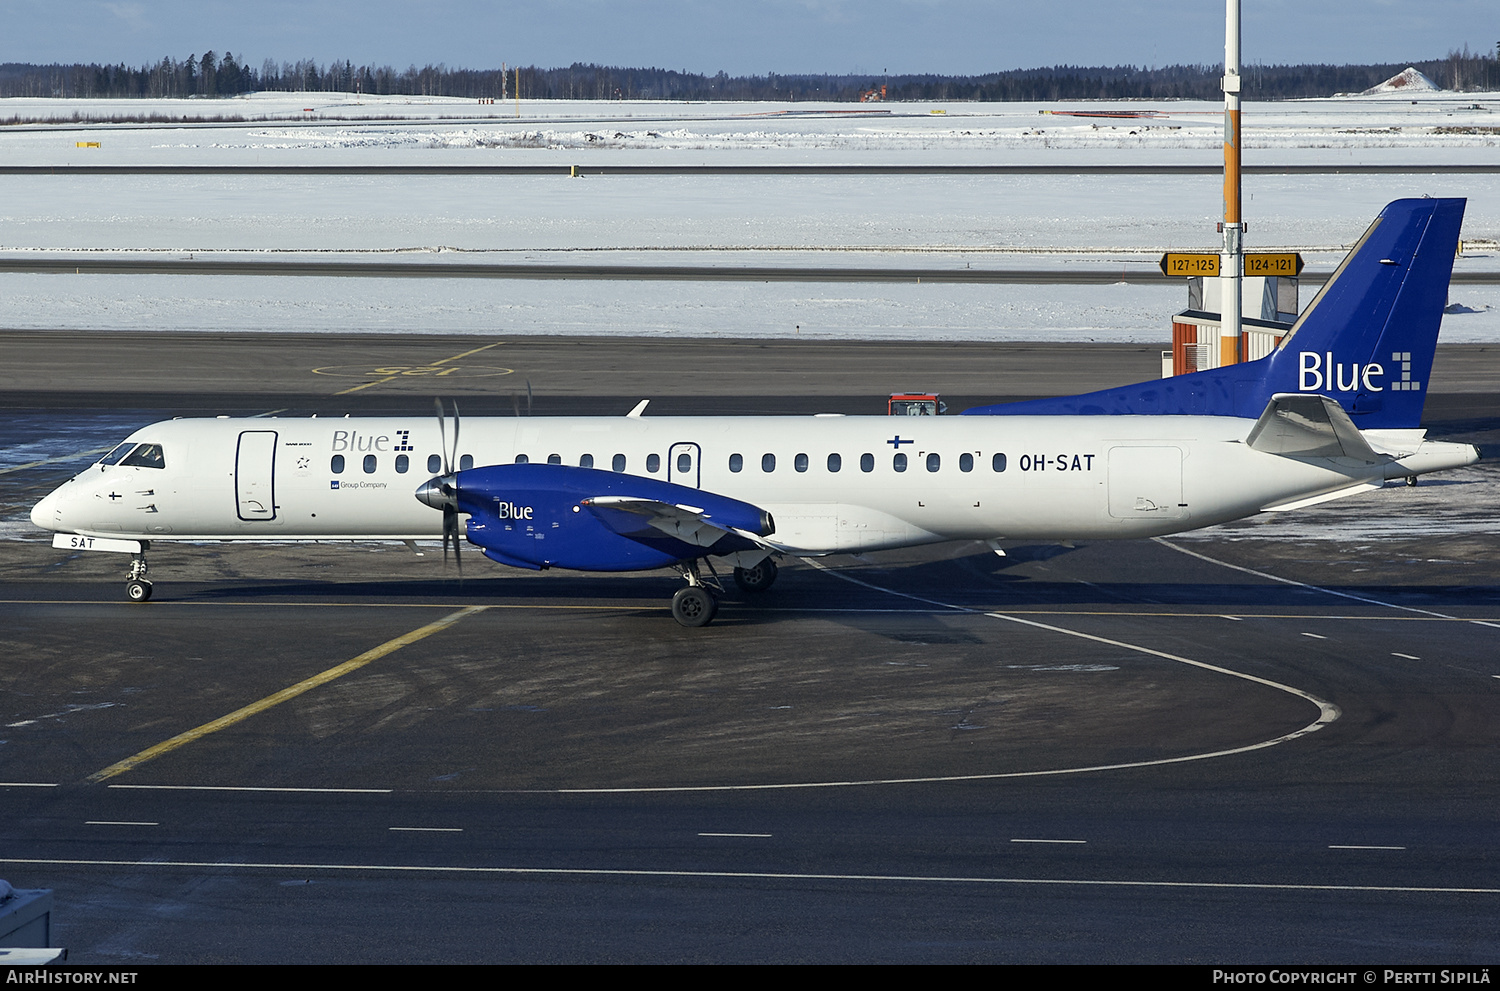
[1220,0,1244,366]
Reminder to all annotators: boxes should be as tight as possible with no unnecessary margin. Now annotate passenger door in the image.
[235,430,278,521]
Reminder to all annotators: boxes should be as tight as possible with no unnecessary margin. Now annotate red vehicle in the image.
[887,393,946,416]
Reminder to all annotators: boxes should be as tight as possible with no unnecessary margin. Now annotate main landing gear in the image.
[670,556,781,628]
[125,546,152,602]
[671,584,716,627]
[672,559,719,628]
[732,557,778,593]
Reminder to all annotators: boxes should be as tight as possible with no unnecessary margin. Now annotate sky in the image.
[2,1,1496,77]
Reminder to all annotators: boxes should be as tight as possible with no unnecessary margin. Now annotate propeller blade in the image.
[434,397,450,475]
[431,397,462,579]
[451,401,460,470]
[442,502,462,579]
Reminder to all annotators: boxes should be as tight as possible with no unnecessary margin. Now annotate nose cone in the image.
[415,475,457,511]
[31,488,61,531]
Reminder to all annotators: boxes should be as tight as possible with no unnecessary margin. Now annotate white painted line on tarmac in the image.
[8,598,1500,625]
[699,832,772,838]
[496,561,1341,795]
[1329,845,1406,851]
[1010,838,1087,845]
[85,820,158,826]
[108,784,393,794]
[5,856,1496,896]
[1302,632,1328,639]
[1392,652,1420,660]
[0,782,58,788]
[1157,539,1500,630]
[389,827,463,833]
[563,559,1339,797]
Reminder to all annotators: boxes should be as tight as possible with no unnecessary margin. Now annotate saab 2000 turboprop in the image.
[31,198,1480,626]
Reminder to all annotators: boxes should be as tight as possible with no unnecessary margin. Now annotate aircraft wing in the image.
[582,496,780,550]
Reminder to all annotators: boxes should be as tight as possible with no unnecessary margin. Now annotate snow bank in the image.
[1359,67,1444,96]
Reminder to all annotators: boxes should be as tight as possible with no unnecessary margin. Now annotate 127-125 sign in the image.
[1159,253,1220,277]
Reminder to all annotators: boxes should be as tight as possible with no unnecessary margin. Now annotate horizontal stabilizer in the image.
[1245,394,1387,465]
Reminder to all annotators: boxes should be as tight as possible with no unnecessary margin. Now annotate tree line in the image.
[2,48,1497,102]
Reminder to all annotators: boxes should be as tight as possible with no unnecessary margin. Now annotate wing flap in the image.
[582,495,783,552]
[583,496,729,548]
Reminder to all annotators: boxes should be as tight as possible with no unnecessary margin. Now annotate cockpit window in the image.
[99,442,135,466]
[119,444,166,469]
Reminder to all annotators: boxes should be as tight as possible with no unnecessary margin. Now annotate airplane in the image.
[30,197,1480,627]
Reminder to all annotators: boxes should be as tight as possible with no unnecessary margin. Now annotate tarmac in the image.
[3,331,1498,963]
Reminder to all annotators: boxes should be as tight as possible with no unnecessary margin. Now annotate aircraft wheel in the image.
[125,579,153,602]
[733,558,778,593]
[671,586,717,628]
[1406,475,1419,487]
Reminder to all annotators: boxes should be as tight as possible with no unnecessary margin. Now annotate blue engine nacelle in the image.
[449,463,773,572]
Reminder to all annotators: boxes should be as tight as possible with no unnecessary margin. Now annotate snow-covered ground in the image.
[1182,463,1500,542]
[5,91,1500,165]
[2,91,1498,340]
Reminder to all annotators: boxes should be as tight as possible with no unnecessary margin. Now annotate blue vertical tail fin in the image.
[963,197,1466,429]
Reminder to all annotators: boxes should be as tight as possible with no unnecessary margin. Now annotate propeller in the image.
[510,381,532,417]
[419,397,463,577]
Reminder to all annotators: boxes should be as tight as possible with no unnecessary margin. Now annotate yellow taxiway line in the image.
[86,605,487,783]
[331,341,505,396]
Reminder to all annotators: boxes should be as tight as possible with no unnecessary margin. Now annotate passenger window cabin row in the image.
[330,453,477,474]
[729,452,1007,474]
[329,451,1008,475]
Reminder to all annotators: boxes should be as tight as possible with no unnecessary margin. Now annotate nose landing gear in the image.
[125,547,152,602]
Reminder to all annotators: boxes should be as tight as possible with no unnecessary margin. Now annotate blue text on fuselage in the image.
[331,429,395,452]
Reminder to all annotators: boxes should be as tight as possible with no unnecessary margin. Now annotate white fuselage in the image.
[32,412,1467,558]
